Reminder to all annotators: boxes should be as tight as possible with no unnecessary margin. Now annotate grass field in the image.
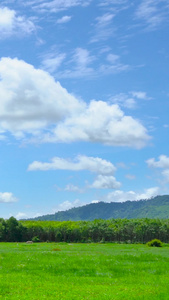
[0,243,169,299]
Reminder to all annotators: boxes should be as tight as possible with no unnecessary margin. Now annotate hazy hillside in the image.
[29,195,169,221]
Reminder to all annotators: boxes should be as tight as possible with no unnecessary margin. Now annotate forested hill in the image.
[29,195,169,221]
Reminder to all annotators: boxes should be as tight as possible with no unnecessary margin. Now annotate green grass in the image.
[0,243,169,299]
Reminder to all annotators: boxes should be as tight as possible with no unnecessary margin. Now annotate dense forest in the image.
[1,217,169,244]
[29,195,169,221]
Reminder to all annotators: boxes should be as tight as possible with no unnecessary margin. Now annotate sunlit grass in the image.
[0,243,169,299]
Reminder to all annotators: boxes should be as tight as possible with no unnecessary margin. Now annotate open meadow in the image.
[0,243,169,299]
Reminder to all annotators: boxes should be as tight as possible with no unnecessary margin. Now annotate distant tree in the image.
[6,217,26,242]
[0,218,6,241]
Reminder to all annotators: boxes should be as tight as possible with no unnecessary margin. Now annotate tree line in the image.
[1,217,169,243]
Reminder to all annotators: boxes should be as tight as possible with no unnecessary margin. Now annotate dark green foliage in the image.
[27,195,169,221]
[147,239,163,247]
[1,217,27,242]
[1,216,169,244]
[21,218,169,244]
[32,236,40,242]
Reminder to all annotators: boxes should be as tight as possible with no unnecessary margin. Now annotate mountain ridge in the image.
[27,195,169,221]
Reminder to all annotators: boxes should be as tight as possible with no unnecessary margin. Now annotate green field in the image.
[0,243,169,299]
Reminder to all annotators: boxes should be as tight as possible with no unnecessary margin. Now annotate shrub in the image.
[32,236,40,243]
[147,239,162,247]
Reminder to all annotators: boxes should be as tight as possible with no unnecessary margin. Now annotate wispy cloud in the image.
[57,47,95,78]
[28,0,92,13]
[90,13,115,42]
[135,0,169,30]
[125,174,136,180]
[64,184,84,193]
[99,53,129,76]
[110,91,151,109]
[55,48,129,79]
[41,52,66,73]
[57,15,72,24]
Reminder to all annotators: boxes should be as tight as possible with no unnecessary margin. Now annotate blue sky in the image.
[0,0,169,219]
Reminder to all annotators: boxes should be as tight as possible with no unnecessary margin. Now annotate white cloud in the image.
[135,0,169,30]
[110,91,151,109]
[0,7,36,37]
[91,175,121,189]
[131,91,150,100]
[41,53,66,73]
[58,48,95,78]
[104,187,160,202]
[57,48,129,78]
[98,53,130,76]
[73,48,94,67]
[107,54,119,64]
[15,212,27,219]
[30,0,92,13]
[54,199,82,212]
[111,93,136,109]
[146,155,169,168]
[0,57,83,135]
[50,100,150,148]
[91,13,115,42]
[146,155,169,183]
[65,184,83,192]
[0,57,150,147]
[99,0,128,5]
[57,15,72,23]
[28,155,116,174]
[0,192,18,203]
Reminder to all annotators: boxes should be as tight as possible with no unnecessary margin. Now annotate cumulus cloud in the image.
[28,155,122,190]
[0,57,83,135]
[90,175,121,189]
[50,100,150,147]
[104,187,159,202]
[0,192,18,203]
[0,57,150,147]
[146,155,169,183]
[146,155,169,169]
[0,7,36,38]
[54,199,82,212]
[28,155,116,174]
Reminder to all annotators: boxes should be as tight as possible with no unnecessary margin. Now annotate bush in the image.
[32,236,40,243]
[147,239,162,247]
